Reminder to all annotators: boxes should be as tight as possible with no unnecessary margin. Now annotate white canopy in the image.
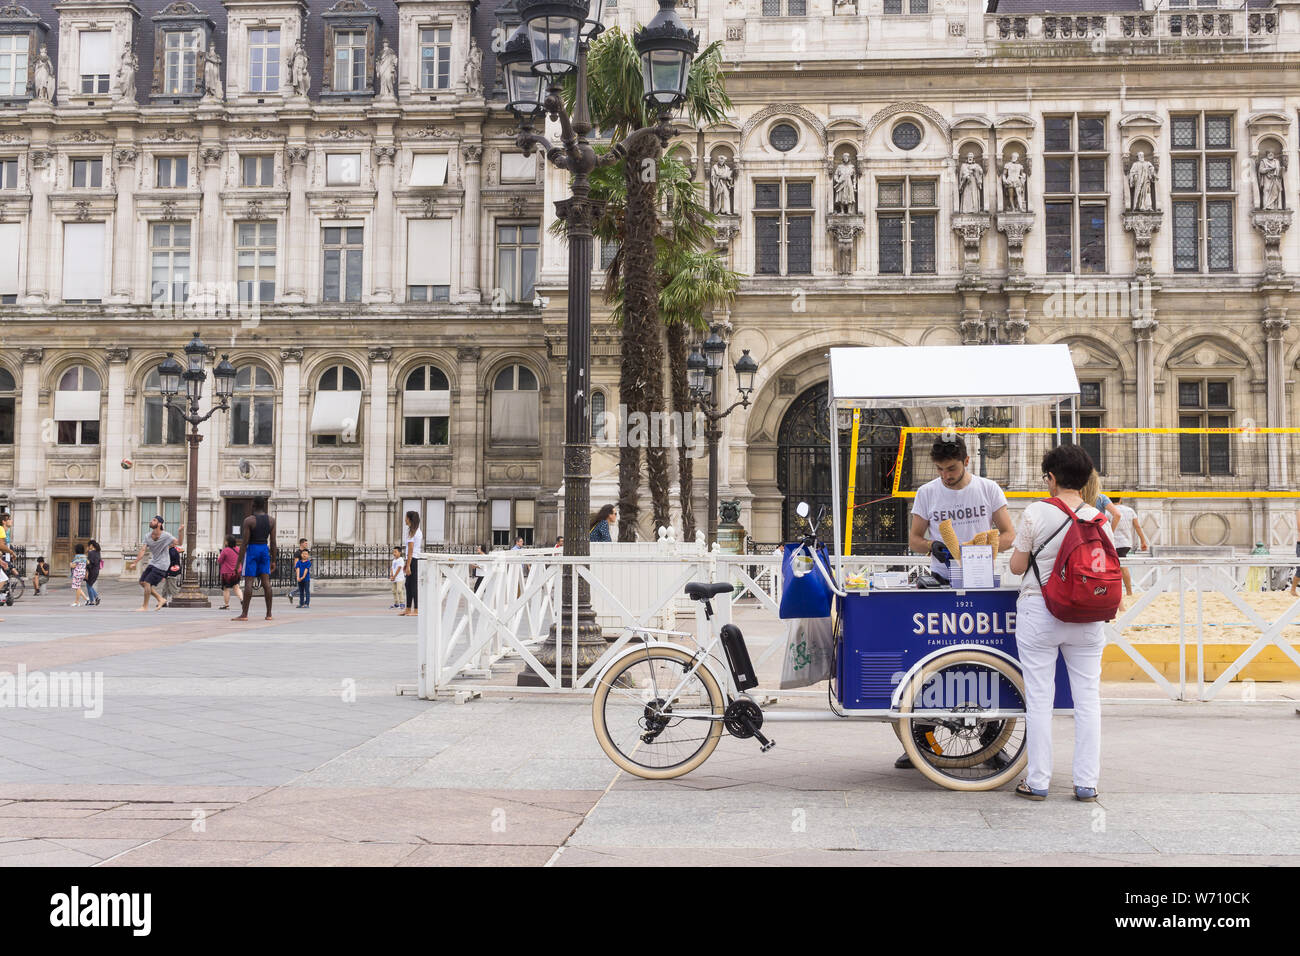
[828,344,1080,409]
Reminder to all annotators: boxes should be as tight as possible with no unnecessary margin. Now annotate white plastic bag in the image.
[779,616,834,689]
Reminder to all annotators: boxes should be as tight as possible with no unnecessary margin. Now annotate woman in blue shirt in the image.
[589,505,616,542]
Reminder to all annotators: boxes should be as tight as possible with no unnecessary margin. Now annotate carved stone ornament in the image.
[826,213,863,275]
[951,211,990,277]
[332,198,351,218]
[456,346,481,362]
[1262,308,1290,339]
[368,346,392,363]
[66,129,110,143]
[150,127,192,143]
[713,216,740,250]
[462,144,483,165]
[244,199,266,220]
[405,126,459,141]
[507,194,528,217]
[233,127,279,141]
[1121,210,1163,279]
[995,211,1034,278]
[200,145,223,165]
[280,347,304,362]
[74,200,91,221]
[105,347,130,362]
[28,149,50,168]
[20,347,44,364]
[1251,209,1293,280]
[287,145,310,165]
[373,145,396,166]
[160,200,178,221]
[320,126,366,140]
[114,147,138,166]
[421,196,436,219]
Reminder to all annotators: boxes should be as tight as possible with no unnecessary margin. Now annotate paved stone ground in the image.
[0,581,1297,866]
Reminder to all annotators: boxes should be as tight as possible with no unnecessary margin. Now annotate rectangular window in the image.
[326,153,361,186]
[72,158,103,188]
[143,395,184,445]
[500,152,538,184]
[333,30,368,92]
[0,34,28,98]
[155,156,188,188]
[496,223,539,303]
[0,157,16,189]
[1170,113,1235,274]
[407,218,452,302]
[138,498,182,544]
[410,154,449,187]
[61,222,105,302]
[248,27,280,93]
[0,221,19,300]
[875,177,936,276]
[150,221,191,305]
[163,29,201,95]
[419,27,452,90]
[754,179,815,276]
[322,226,363,302]
[1043,113,1107,274]
[79,31,111,94]
[236,221,276,304]
[1178,378,1233,476]
[312,498,358,545]
[490,499,533,547]
[1056,384,1105,472]
[241,154,274,187]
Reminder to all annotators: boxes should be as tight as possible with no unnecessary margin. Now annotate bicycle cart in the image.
[592,344,1083,791]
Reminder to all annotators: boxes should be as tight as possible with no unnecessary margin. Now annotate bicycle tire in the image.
[6,577,24,603]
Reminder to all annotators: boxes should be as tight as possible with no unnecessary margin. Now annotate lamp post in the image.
[155,331,236,609]
[503,0,699,676]
[688,330,757,546]
[947,404,1013,477]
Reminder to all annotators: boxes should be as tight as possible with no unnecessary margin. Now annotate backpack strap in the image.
[1029,498,1075,587]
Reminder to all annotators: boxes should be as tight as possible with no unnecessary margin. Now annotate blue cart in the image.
[591,344,1083,790]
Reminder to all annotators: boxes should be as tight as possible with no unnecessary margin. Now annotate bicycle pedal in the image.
[759,739,776,753]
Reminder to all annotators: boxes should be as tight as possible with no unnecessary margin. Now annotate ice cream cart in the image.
[591,344,1083,792]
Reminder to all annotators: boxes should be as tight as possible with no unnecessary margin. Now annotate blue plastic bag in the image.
[778,542,832,619]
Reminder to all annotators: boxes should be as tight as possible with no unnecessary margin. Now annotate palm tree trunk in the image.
[665,319,696,541]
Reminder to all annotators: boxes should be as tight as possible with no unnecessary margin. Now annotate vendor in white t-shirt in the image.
[908,435,1016,582]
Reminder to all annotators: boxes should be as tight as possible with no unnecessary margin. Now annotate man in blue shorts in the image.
[234,497,277,621]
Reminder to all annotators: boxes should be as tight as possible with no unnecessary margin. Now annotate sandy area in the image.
[1119,589,1300,643]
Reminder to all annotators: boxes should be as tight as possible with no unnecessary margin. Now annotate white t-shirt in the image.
[1113,504,1138,550]
[390,556,406,583]
[912,474,1008,575]
[1014,499,1114,597]
[405,528,423,560]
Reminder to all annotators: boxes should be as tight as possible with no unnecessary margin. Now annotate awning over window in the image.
[406,219,452,286]
[309,390,362,441]
[62,222,105,301]
[425,499,445,544]
[403,389,450,417]
[410,153,449,187]
[78,30,112,76]
[0,223,18,296]
[54,389,101,422]
[500,152,537,183]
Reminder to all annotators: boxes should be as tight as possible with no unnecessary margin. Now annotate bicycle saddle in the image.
[684,581,734,601]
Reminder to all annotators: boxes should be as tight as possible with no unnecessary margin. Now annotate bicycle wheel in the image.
[896,650,1027,792]
[6,577,23,603]
[592,644,725,780]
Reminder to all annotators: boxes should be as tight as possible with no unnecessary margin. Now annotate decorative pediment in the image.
[1166,336,1250,371]
[950,114,992,132]
[325,0,378,14]
[1118,112,1162,130]
[826,117,866,133]
[153,1,213,26]
[1247,111,1290,132]
[866,102,951,142]
[1061,337,1122,372]
[993,114,1036,131]
[741,104,826,148]
[0,3,40,25]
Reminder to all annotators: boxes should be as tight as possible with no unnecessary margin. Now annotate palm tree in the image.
[571,29,731,539]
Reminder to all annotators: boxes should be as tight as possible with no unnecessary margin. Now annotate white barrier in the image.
[417,550,1300,702]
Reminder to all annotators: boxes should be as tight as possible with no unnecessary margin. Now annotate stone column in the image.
[453,346,482,544]
[461,144,483,301]
[110,148,138,302]
[365,346,391,498]
[23,150,52,304]
[198,146,224,285]
[284,146,310,303]
[103,348,130,491]
[1263,308,1290,491]
[372,146,397,302]
[278,348,303,494]
[1133,316,1159,489]
[16,349,43,490]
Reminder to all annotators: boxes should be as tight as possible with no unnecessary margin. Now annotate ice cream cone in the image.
[939,519,962,564]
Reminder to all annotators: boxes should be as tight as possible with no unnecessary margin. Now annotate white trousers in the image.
[1015,592,1105,791]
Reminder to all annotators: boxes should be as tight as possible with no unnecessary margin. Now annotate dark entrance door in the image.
[51,498,94,571]
[224,498,254,544]
[776,383,911,553]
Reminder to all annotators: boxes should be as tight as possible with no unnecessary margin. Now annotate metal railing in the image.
[193,544,477,588]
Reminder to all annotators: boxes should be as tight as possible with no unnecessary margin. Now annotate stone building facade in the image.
[2,0,1299,569]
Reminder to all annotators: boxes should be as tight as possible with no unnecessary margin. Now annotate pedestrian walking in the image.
[233,497,276,621]
[1110,495,1149,597]
[1008,444,1117,802]
[128,516,183,612]
[402,510,422,617]
[388,546,406,608]
[85,539,102,606]
[295,548,312,608]
[470,544,487,592]
[70,544,89,606]
[31,556,50,595]
[158,542,184,605]
[590,504,616,543]
[218,535,243,609]
[0,512,15,615]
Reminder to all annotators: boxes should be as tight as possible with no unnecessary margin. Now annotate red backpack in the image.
[1030,497,1123,623]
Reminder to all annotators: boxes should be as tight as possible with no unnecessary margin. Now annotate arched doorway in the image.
[776,382,911,552]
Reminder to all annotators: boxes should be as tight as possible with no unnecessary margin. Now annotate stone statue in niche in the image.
[375,39,397,98]
[1255,149,1287,211]
[202,43,223,100]
[1000,151,1029,212]
[117,45,138,102]
[1125,150,1157,212]
[832,153,858,213]
[710,155,734,216]
[957,151,984,213]
[32,44,55,102]
[290,39,311,97]
[464,43,483,96]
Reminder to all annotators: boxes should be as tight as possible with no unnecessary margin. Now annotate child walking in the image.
[70,544,89,606]
[389,546,406,609]
[295,548,312,608]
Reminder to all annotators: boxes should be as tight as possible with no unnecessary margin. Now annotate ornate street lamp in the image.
[507,0,698,682]
[157,331,235,609]
[689,329,759,546]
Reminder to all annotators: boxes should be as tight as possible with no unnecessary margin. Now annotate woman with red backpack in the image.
[1009,444,1121,803]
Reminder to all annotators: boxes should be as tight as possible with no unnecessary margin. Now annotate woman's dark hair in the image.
[1041,443,1095,491]
[405,510,421,531]
[225,535,237,548]
[931,436,968,462]
[593,504,616,525]
[74,543,85,554]
[88,539,100,550]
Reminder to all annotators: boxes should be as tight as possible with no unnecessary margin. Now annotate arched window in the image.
[402,365,450,446]
[231,364,275,446]
[310,363,363,446]
[0,367,14,445]
[54,365,101,445]
[591,390,606,442]
[490,364,539,444]
[142,368,186,446]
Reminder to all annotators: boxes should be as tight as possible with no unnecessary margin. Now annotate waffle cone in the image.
[939,519,962,564]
